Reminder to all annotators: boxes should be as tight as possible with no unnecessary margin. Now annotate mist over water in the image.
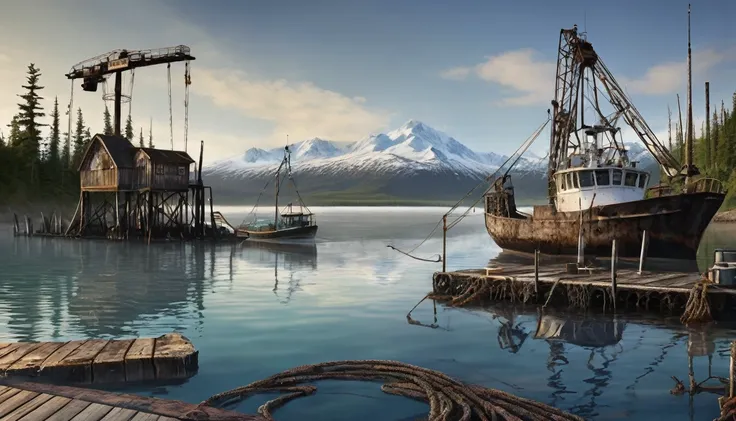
[0,206,734,420]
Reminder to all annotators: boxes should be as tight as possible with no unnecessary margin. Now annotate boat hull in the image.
[238,225,318,240]
[485,191,724,260]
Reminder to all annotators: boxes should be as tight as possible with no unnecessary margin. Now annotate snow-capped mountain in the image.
[203,120,658,204]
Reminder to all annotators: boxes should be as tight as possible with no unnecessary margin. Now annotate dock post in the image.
[534,249,539,294]
[637,230,649,275]
[577,227,584,267]
[442,214,447,272]
[730,341,736,398]
[611,239,618,312]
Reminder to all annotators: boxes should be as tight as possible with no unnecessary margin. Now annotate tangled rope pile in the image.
[680,277,713,325]
[191,360,583,421]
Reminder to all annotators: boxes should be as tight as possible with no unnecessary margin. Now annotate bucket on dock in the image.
[714,249,736,264]
[710,249,736,286]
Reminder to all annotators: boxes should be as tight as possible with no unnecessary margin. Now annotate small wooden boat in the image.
[237,146,318,240]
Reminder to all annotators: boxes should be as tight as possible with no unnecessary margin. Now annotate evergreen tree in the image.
[103,104,113,135]
[16,63,46,164]
[7,115,21,147]
[124,114,134,141]
[0,132,5,148]
[61,131,71,170]
[84,127,91,145]
[47,96,61,167]
[138,127,144,148]
[148,122,154,148]
[72,108,86,167]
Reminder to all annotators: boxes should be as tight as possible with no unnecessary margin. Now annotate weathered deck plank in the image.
[124,339,155,383]
[0,382,266,421]
[0,334,197,385]
[93,340,135,384]
[152,334,198,380]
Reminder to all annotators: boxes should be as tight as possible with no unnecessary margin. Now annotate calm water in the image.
[1,206,736,421]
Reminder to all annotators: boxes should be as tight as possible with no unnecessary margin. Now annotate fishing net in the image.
[189,360,584,421]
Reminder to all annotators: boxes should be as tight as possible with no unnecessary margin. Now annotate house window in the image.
[638,174,648,188]
[155,165,164,175]
[178,166,186,176]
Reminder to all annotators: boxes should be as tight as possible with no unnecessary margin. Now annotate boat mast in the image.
[685,3,695,186]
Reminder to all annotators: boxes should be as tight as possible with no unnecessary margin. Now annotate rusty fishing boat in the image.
[484,25,725,260]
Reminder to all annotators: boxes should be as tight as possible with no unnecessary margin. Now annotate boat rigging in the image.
[237,145,318,240]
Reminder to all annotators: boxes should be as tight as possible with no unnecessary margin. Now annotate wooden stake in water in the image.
[534,249,540,294]
[638,230,649,275]
[611,239,618,312]
[442,214,447,273]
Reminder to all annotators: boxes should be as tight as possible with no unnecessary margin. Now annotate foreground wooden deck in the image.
[0,333,197,384]
[0,381,263,421]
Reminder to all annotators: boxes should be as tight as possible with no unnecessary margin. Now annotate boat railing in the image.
[688,177,725,194]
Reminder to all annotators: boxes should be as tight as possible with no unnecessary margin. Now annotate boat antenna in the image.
[685,3,695,186]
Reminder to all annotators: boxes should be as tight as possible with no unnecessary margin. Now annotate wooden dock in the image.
[0,381,263,421]
[0,333,198,384]
[432,261,736,318]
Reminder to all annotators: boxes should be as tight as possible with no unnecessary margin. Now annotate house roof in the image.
[138,148,195,164]
[77,134,135,171]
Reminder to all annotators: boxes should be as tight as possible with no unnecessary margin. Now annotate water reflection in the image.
[237,240,317,304]
[410,301,732,420]
[0,237,320,342]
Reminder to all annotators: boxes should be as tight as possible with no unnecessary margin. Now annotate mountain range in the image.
[202,120,658,205]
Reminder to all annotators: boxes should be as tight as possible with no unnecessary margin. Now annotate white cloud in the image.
[442,46,733,107]
[440,49,555,106]
[0,0,391,162]
[619,49,733,95]
[193,68,391,149]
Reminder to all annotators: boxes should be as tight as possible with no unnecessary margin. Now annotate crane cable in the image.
[184,61,191,153]
[167,63,174,150]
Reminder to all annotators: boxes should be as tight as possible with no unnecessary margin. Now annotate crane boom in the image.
[547,27,684,202]
[66,45,195,137]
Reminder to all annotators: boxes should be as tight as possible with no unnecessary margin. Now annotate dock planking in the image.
[0,333,197,385]
[0,382,265,421]
[434,262,736,318]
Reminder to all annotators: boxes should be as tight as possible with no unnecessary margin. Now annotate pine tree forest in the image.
[0,63,149,207]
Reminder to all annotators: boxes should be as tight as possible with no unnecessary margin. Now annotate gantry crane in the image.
[65,45,195,137]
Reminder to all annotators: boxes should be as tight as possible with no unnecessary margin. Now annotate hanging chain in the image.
[167,63,173,150]
[184,61,191,153]
[128,69,135,139]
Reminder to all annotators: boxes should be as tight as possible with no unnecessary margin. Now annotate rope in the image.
[387,245,441,262]
[184,60,191,153]
[680,276,713,324]
[190,360,584,421]
[167,62,173,150]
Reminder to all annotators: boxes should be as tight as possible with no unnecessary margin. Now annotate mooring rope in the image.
[191,360,584,421]
[387,245,441,262]
[680,276,714,325]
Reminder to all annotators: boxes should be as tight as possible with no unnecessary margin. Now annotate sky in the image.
[0,0,734,164]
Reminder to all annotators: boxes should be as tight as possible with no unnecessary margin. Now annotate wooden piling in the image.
[611,239,618,312]
[442,214,447,272]
[534,249,540,294]
[731,341,736,398]
[638,230,649,275]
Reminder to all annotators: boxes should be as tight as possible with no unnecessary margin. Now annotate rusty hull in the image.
[485,191,724,260]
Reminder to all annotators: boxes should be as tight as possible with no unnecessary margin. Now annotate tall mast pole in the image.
[685,3,694,186]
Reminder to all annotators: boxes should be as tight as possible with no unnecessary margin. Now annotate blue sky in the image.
[0,0,734,163]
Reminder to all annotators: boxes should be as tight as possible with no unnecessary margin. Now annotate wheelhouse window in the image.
[612,169,622,185]
[566,173,576,189]
[579,170,595,187]
[594,170,610,186]
[638,174,648,188]
[624,171,638,187]
[572,172,579,188]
